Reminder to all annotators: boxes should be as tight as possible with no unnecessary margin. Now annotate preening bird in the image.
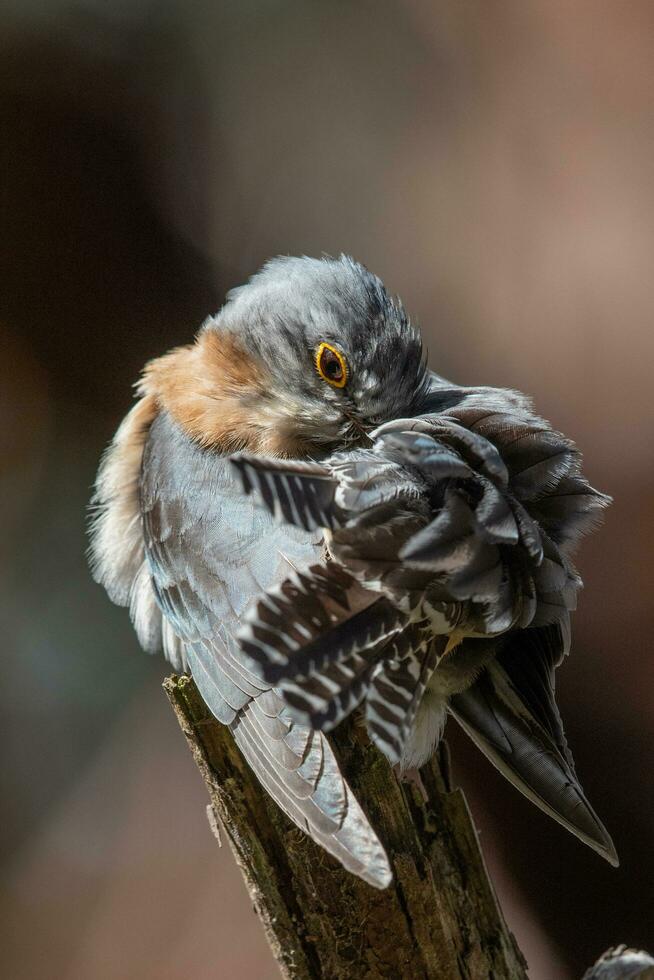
[89,254,617,889]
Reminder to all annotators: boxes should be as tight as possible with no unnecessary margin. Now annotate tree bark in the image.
[164,674,528,980]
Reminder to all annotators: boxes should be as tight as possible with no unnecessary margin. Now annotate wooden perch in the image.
[164,674,528,980]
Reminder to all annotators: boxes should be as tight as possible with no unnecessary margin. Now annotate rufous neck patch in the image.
[139,330,299,454]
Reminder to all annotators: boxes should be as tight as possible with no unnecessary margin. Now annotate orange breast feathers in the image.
[140,330,306,455]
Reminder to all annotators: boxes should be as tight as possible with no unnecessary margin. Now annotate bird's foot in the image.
[393,764,429,803]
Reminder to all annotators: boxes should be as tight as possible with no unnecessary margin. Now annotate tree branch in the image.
[164,674,528,980]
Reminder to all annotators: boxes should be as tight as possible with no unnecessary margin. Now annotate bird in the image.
[89,253,617,889]
[231,388,617,865]
[582,946,654,980]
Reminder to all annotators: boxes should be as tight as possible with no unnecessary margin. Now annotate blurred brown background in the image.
[1,2,653,978]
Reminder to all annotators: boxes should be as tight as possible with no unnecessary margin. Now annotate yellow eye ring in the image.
[315,342,348,388]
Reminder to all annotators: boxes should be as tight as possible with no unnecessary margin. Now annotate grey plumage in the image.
[89,253,617,887]
[233,381,617,865]
[139,412,391,887]
[220,254,432,434]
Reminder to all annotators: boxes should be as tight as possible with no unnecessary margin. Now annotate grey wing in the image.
[449,625,618,866]
[140,413,391,888]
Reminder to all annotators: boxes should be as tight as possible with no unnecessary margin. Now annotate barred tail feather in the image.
[279,645,384,730]
[365,630,439,765]
[231,454,341,530]
[238,563,406,685]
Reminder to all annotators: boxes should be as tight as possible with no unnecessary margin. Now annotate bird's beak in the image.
[343,410,374,447]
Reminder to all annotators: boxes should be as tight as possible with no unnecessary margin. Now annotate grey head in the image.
[203,255,430,450]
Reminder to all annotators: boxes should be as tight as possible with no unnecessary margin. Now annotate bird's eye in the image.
[315,343,347,388]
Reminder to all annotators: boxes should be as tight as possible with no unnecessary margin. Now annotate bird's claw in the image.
[393,763,429,803]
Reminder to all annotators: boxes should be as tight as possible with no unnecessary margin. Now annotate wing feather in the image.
[449,628,618,865]
[140,412,391,887]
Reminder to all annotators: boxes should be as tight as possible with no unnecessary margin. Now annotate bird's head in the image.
[143,255,430,456]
